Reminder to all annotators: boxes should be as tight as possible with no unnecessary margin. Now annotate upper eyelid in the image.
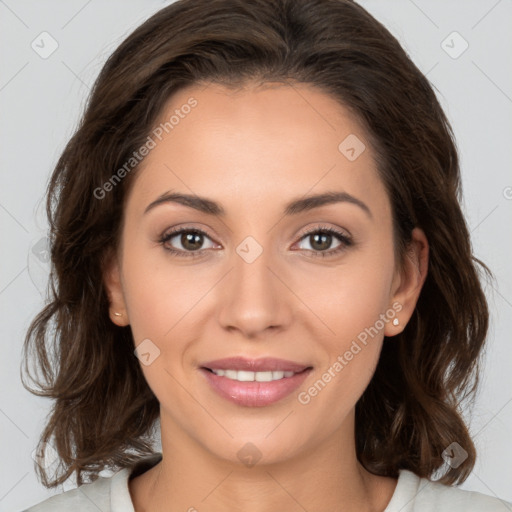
[161,225,216,243]
[300,225,351,239]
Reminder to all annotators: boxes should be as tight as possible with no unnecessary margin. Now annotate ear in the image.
[102,248,130,327]
[384,227,429,337]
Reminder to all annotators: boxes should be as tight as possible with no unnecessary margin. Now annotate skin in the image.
[104,81,429,512]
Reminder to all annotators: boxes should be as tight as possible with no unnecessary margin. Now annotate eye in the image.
[158,224,353,259]
[158,227,217,258]
[294,225,353,258]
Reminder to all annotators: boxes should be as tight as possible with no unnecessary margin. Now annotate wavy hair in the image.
[21,0,491,488]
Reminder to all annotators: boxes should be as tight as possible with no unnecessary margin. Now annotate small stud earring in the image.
[114,312,122,317]
[392,318,399,326]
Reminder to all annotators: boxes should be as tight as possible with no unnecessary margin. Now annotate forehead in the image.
[126,82,391,221]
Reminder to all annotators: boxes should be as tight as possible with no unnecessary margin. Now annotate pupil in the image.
[311,233,331,251]
[182,232,202,250]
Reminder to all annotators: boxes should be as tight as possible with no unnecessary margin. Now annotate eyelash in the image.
[157,224,353,259]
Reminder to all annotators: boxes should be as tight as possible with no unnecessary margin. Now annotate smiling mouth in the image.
[201,367,311,382]
[198,356,314,406]
[200,365,314,407]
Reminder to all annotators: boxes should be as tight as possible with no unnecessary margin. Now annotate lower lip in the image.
[200,368,312,407]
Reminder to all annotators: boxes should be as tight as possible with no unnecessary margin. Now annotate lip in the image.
[200,356,310,373]
[199,357,313,407]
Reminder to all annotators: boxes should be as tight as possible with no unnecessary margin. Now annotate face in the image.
[105,81,427,467]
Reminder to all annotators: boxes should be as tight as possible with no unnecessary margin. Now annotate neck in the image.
[130,410,397,512]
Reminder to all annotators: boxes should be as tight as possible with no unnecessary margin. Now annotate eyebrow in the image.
[144,190,372,218]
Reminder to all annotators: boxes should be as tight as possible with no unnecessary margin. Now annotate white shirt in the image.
[22,453,512,511]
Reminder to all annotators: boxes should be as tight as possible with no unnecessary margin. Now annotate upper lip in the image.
[201,357,311,373]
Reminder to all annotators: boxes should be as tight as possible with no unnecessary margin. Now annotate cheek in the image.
[295,245,394,407]
[120,238,205,342]
[122,264,172,344]
[298,251,395,340]
[297,270,391,433]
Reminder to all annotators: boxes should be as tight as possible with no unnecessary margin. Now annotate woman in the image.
[20,0,512,510]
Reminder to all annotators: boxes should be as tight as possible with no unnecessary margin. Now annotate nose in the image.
[217,241,293,339]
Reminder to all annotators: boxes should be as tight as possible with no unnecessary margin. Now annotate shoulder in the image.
[21,468,131,512]
[21,452,162,512]
[386,469,512,512]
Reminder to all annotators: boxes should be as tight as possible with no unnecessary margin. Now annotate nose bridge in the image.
[217,234,291,337]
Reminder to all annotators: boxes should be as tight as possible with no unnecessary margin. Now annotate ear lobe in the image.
[385,227,429,337]
[102,249,129,326]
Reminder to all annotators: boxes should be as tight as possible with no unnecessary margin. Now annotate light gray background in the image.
[1,0,511,510]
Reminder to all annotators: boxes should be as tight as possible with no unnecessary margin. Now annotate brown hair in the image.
[21,0,491,488]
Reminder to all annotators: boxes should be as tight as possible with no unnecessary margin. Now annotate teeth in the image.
[210,369,296,381]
